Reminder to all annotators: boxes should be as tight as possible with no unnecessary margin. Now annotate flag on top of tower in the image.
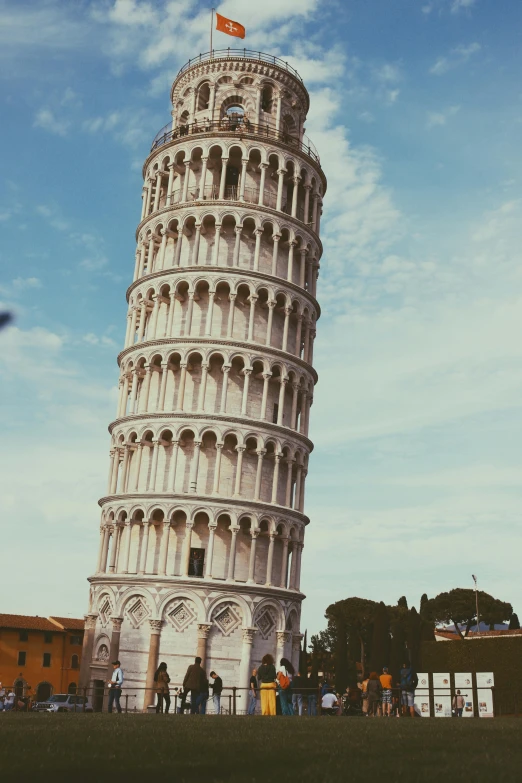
[216,12,245,39]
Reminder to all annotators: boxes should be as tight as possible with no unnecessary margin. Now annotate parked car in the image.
[33,694,93,713]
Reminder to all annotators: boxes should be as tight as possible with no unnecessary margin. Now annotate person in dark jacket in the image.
[367,672,382,717]
[291,671,306,715]
[154,661,171,713]
[183,656,206,714]
[210,671,223,715]
[257,653,277,715]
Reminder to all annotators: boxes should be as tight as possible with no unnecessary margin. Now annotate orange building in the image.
[0,614,84,702]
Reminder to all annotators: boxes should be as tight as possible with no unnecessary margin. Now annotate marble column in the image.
[143,619,163,711]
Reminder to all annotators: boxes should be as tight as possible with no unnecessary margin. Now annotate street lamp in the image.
[472,575,480,635]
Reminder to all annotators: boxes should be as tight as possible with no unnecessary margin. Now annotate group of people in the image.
[359,664,418,717]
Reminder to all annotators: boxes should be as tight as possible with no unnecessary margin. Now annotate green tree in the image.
[369,602,390,672]
[398,596,408,610]
[326,597,379,671]
[509,613,520,630]
[423,588,512,639]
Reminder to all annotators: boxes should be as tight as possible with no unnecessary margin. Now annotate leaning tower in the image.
[79,49,325,711]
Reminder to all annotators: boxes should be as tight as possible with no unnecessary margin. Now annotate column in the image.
[266,301,276,345]
[254,449,266,501]
[276,170,285,211]
[276,630,289,668]
[291,383,300,429]
[289,541,298,589]
[233,226,242,266]
[118,446,130,493]
[303,321,311,362]
[147,235,156,274]
[282,307,292,352]
[124,312,132,348]
[205,292,215,335]
[158,520,171,576]
[144,179,153,214]
[239,628,257,707]
[304,184,311,223]
[182,522,194,576]
[239,158,248,201]
[294,315,303,357]
[174,229,183,265]
[317,199,322,233]
[153,172,162,211]
[197,363,208,411]
[280,538,290,587]
[196,624,212,666]
[209,83,216,119]
[199,156,208,199]
[136,301,148,342]
[271,454,282,503]
[140,187,147,220]
[247,528,258,584]
[307,259,314,292]
[258,163,268,205]
[253,229,262,271]
[265,533,276,585]
[260,372,271,419]
[166,292,176,335]
[167,440,179,492]
[226,294,236,337]
[294,465,303,510]
[185,293,195,334]
[312,193,319,230]
[291,176,300,218]
[143,620,163,710]
[234,446,245,496]
[128,307,138,347]
[218,157,228,199]
[211,223,221,265]
[241,369,251,415]
[220,366,230,413]
[299,249,307,287]
[277,378,287,426]
[106,617,124,686]
[109,449,120,494]
[271,233,281,276]
[181,160,191,201]
[312,263,319,297]
[108,525,121,572]
[287,241,296,283]
[205,524,217,578]
[285,460,294,506]
[78,614,98,689]
[166,164,175,206]
[137,242,147,278]
[158,230,168,270]
[177,363,187,410]
[132,445,143,492]
[157,362,169,411]
[96,526,108,573]
[247,295,257,341]
[299,470,307,512]
[227,526,239,580]
[120,374,130,417]
[138,521,150,574]
[275,93,282,131]
[296,542,304,589]
[138,365,152,413]
[189,440,201,492]
[107,449,117,494]
[122,520,133,573]
[192,223,201,264]
[212,442,223,494]
[150,295,161,338]
[148,440,160,492]
[299,392,308,435]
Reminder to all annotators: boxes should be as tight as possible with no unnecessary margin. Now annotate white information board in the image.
[433,672,451,717]
[477,672,494,718]
[414,672,430,717]
[454,672,474,717]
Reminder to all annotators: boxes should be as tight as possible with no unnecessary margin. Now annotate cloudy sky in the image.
[1,0,521,634]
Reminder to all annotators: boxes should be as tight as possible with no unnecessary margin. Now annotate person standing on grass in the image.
[292,671,305,715]
[183,656,206,715]
[379,667,393,717]
[453,690,465,717]
[360,673,370,716]
[210,671,223,715]
[400,663,418,717]
[257,653,277,715]
[248,668,258,715]
[107,660,124,713]
[307,671,318,716]
[154,662,171,714]
[367,672,382,717]
[277,658,295,715]
[197,674,210,714]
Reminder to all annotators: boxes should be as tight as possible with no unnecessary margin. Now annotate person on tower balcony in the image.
[183,656,206,714]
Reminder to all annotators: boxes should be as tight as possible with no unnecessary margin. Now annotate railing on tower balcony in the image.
[176,48,304,83]
[150,116,320,165]
[158,184,306,224]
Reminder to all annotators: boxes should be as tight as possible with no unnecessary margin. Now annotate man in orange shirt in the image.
[379,667,393,716]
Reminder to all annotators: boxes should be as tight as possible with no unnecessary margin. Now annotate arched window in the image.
[197,82,210,111]
[71,654,79,670]
[68,682,77,695]
[36,682,52,702]
[261,85,274,114]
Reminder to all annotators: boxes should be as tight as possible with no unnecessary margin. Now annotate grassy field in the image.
[1,714,521,781]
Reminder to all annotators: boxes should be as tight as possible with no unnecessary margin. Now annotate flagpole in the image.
[210,7,214,53]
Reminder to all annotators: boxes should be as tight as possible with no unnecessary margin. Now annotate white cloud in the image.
[79,257,108,271]
[451,0,476,13]
[358,111,375,123]
[430,41,481,75]
[83,332,116,347]
[33,108,70,136]
[12,277,42,290]
[426,105,460,128]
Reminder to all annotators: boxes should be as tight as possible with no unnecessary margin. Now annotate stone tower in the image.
[79,49,325,711]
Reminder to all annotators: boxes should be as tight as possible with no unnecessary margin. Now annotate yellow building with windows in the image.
[0,614,84,702]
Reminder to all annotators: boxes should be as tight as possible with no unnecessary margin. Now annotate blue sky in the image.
[1,0,521,634]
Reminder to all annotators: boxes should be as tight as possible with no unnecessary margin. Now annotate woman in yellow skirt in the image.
[257,653,277,715]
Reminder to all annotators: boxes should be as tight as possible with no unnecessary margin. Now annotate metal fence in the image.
[176,49,304,83]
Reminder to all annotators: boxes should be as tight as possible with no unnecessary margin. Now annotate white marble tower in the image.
[80,49,326,711]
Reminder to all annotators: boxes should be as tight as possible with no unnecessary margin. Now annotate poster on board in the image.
[454,672,474,717]
[477,672,494,718]
[414,672,430,717]
[433,672,451,717]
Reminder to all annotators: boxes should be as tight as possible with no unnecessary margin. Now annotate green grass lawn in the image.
[1,714,521,781]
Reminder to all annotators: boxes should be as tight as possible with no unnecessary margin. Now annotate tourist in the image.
[292,671,305,715]
[107,660,124,713]
[379,666,393,717]
[400,662,418,717]
[248,668,258,715]
[154,662,171,714]
[257,653,277,715]
[210,670,223,715]
[183,656,206,714]
[321,687,338,716]
[277,658,294,715]
[307,671,318,716]
[453,690,465,718]
[3,689,15,712]
[360,673,370,716]
[320,680,330,698]
[367,672,382,717]
[197,675,210,714]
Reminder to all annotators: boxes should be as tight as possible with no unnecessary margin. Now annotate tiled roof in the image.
[49,617,85,631]
[435,628,522,640]
[0,614,60,632]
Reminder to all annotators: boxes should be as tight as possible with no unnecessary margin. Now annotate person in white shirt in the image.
[107,660,124,713]
[321,689,339,716]
[4,691,15,712]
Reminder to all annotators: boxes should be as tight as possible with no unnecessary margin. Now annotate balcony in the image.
[176,48,304,83]
[150,116,320,166]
